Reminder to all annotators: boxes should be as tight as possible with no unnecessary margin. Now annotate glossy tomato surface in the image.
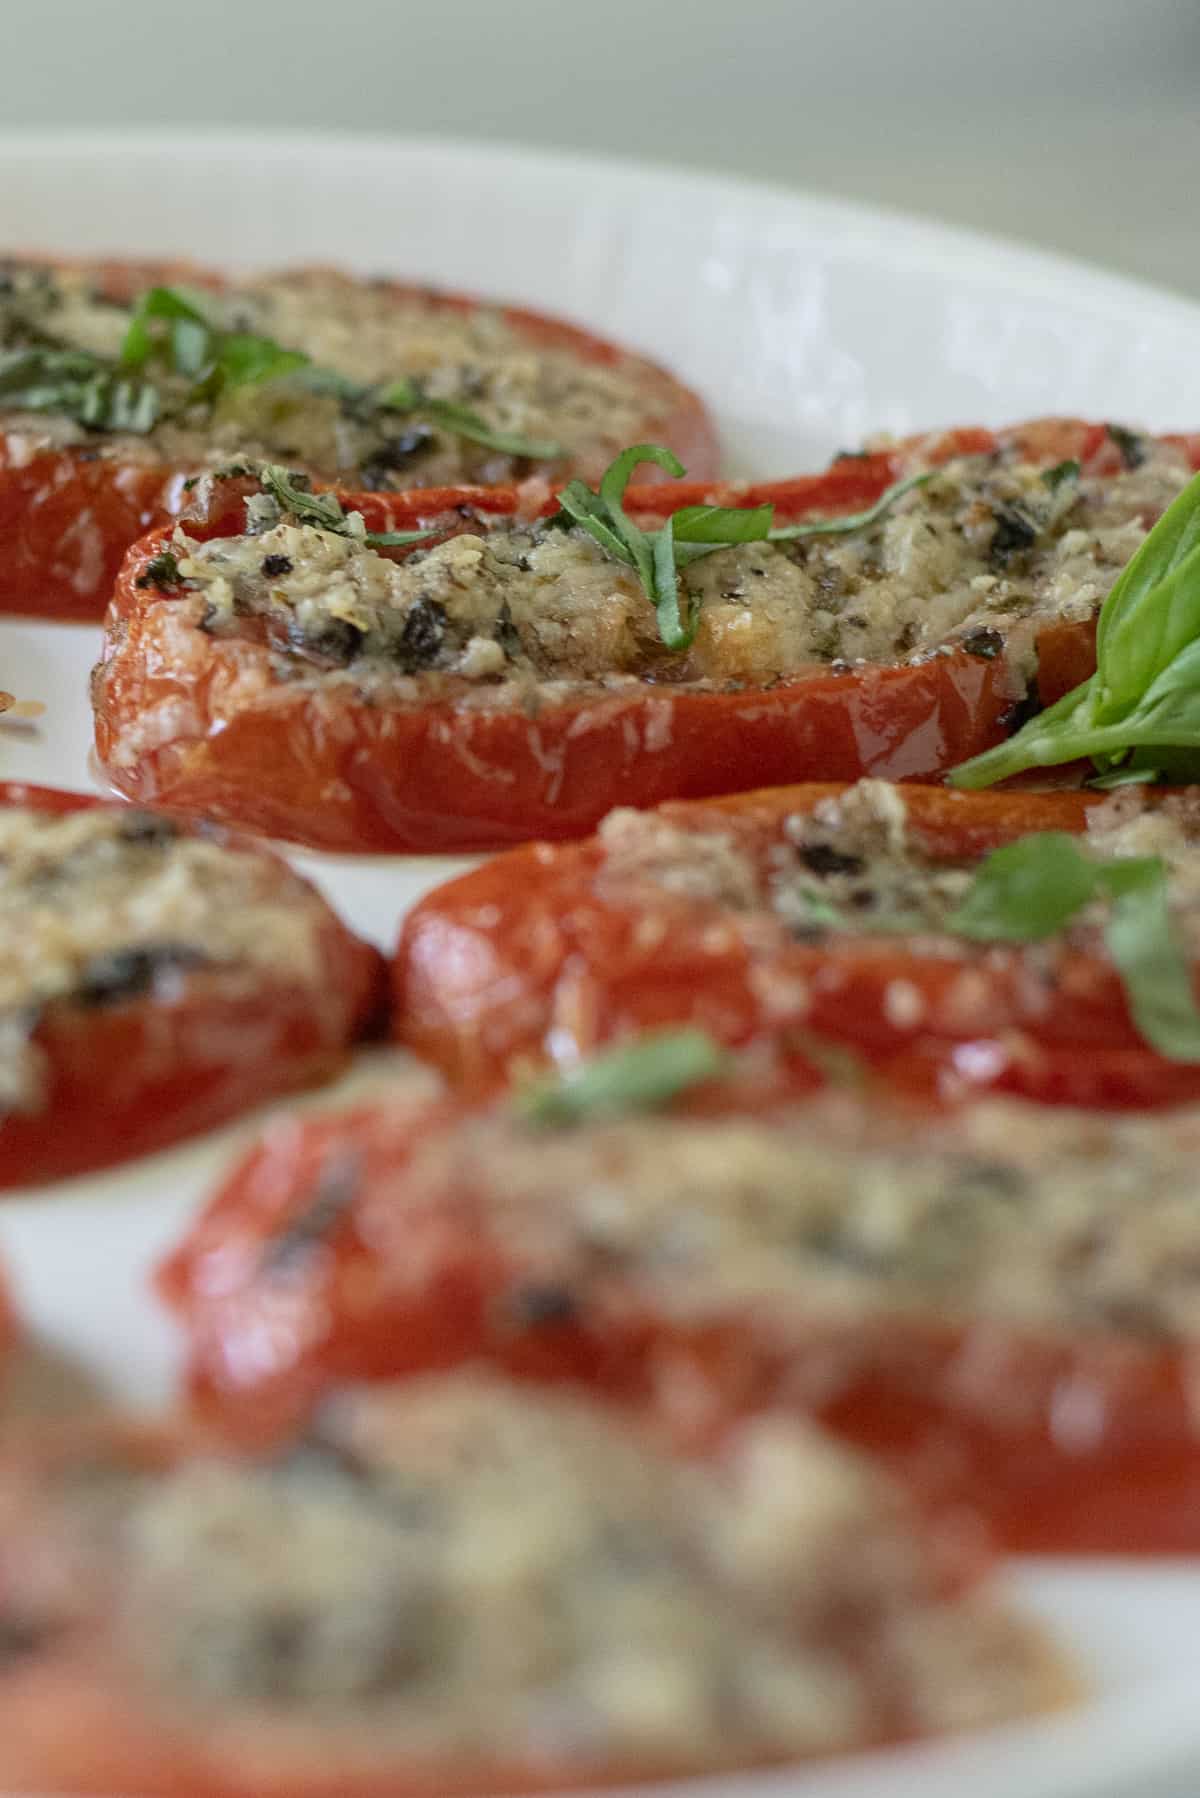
[90,418,1167,854]
[0,783,382,1187]
[0,258,718,621]
[157,1084,1200,1555]
[394,780,1200,1111]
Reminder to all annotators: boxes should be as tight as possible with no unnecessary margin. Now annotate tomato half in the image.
[0,783,382,1187]
[0,258,717,621]
[393,780,1200,1110]
[157,1083,1200,1555]
[91,417,1171,854]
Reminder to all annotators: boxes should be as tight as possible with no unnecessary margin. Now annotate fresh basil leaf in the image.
[120,286,213,370]
[948,829,1200,1062]
[136,550,182,590]
[652,514,698,651]
[255,465,432,551]
[515,1029,729,1126]
[215,333,310,390]
[1087,764,1162,790]
[671,503,775,544]
[948,833,1101,941]
[424,399,562,461]
[552,480,635,565]
[375,376,422,412]
[372,376,562,460]
[1100,858,1200,1060]
[768,471,932,540]
[949,467,1200,790]
[0,345,160,433]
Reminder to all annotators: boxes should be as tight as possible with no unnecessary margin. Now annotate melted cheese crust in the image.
[597,780,1200,958]
[170,444,1192,704]
[0,264,684,486]
[0,807,329,1111]
[10,1374,1056,1770]
[356,1088,1200,1348]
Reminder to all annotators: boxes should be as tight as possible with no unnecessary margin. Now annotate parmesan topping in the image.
[597,779,1200,955]
[168,442,1193,702]
[0,263,684,486]
[16,1374,1056,1770]
[0,807,329,1112]
[357,1088,1200,1346]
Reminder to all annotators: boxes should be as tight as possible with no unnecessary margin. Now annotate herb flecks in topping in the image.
[120,286,308,406]
[551,445,926,652]
[373,376,563,462]
[949,832,1200,1061]
[1042,459,1081,491]
[136,551,182,591]
[255,465,434,552]
[516,1029,729,1126]
[959,627,1004,660]
[1107,423,1147,471]
[949,467,1200,790]
[0,345,160,434]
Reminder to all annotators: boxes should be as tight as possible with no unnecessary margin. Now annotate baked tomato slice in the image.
[159,1070,1200,1555]
[0,256,717,620]
[395,778,1200,1110]
[91,420,1198,852]
[0,782,381,1187]
[0,1373,1065,1795]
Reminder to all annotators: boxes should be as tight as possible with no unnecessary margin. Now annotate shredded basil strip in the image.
[516,1029,730,1126]
[949,831,1200,1060]
[0,345,161,433]
[766,470,932,540]
[257,465,434,551]
[121,285,309,401]
[949,466,1200,790]
[551,446,927,652]
[368,377,563,461]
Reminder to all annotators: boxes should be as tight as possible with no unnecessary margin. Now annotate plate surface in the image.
[1,129,1200,1798]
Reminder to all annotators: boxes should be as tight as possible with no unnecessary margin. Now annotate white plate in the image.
[1,130,1200,1798]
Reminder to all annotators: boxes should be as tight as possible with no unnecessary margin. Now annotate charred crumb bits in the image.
[75,942,210,1007]
[261,554,295,578]
[959,628,1004,660]
[797,844,867,878]
[397,598,448,671]
[987,506,1039,568]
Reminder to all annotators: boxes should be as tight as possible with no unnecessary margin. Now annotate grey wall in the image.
[2,0,1197,297]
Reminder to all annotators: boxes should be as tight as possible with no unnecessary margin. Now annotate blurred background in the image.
[1,0,1197,298]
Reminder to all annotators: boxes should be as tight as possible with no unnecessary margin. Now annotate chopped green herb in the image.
[1107,423,1146,470]
[121,285,309,405]
[372,376,562,461]
[136,550,182,590]
[948,831,1200,1061]
[767,471,932,540]
[256,465,434,551]
[948,467,1200,790]
[515,1029,730,1126]
[551,448,928,652]
[0,345,161,434]
[1042,459,1081,491]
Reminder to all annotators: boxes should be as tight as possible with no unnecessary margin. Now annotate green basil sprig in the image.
[516,1028,730,1126]
[373,377,562,462]
[257,465,434,551]
[949,466,1200,790]
[948,831,1200,1060]
[120,286,309,398]
[553,445,928,651]
[0,344,160,433]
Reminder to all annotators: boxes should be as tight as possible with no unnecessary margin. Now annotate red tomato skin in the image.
[158,1093,1200,1556]
[0,260,717,621]
[0,783,383,1188]
[393,780,1200,1111]
[91,417,1172,854]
